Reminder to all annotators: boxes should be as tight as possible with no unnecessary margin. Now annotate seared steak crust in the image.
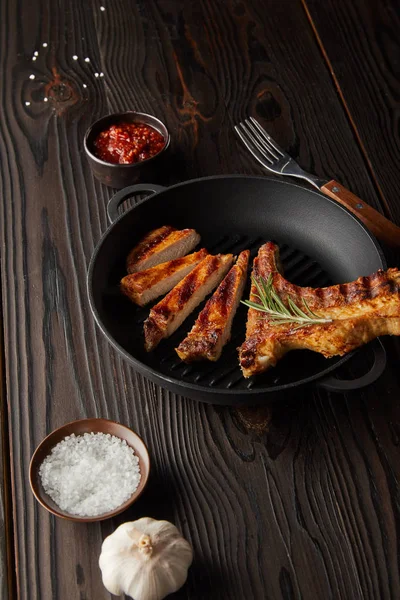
[176,250,250,362]
[144,253,234,351]
[127,226,200,273]
[121,249,208,306]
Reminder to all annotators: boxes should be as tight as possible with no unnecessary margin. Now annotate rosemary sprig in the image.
[241,274,332,328]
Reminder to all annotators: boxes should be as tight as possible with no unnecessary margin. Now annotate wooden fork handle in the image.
[321,179,400,247]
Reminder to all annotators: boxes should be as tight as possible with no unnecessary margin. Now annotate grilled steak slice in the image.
[239,241,400,377]
[176,250,250,362]
[127,225,200,273]
[144,253,234,351]
[121,249,208,307]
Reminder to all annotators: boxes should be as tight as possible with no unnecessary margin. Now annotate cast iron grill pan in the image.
[90,176,386,403]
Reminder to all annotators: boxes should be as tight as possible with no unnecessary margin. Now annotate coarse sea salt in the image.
[39,432,141,517]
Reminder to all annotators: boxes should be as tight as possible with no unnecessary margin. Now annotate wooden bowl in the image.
[29,418,150,522]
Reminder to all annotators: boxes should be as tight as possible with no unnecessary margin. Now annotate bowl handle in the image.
[316,339,386,392]
[107,184,166,223]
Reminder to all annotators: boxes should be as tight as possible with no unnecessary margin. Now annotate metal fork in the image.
[234,117,400,247]
[235,117,325,190]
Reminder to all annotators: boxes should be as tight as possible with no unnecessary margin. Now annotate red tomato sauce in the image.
[94,122,165,165]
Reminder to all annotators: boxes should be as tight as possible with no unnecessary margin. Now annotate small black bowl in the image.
[84,111,170,189]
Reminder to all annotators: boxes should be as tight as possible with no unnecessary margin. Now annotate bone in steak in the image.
[239,242,400,378]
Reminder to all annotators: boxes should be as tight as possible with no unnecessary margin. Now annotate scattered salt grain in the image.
[100,6,106,11]
[39,432,141,517]
[73,55,78,60]
[29,74,35,80]
[100,72,104,77]
[42,42,48,47]
[34,51,39,56]
[44,97,48,102]
[84,57,90,63]
[83,83,87,88]
[32,56,37,61]
[94,72,99,77]
[25,101,31,106]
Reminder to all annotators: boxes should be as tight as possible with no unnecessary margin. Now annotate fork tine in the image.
[234,124,274,164]
[237,122,276,164]
[245,119,280,160]
[249,117,285,156]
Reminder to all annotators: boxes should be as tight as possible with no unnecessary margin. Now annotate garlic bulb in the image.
[99,517,193,600]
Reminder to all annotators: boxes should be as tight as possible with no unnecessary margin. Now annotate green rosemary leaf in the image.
[271,288,291,316]
[287,297,309,319]
[241,274,333,328]
[302,298,321,319]
[241,299,271,312]
[253,276,267,309]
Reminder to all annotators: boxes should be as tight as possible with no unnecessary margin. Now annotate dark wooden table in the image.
[1,0,400,598]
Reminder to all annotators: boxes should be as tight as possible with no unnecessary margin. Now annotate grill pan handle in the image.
[107,184,166,223]
[316,339,386,392]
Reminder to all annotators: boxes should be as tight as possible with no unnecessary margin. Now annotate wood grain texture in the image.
[0,0,399,599]
[0,304,11,600]
[0,421,7,600]
[302,0,400,226]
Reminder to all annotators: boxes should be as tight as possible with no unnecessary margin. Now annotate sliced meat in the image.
[127,225,200,273]
[176,250,250,362]
[239,242,400,377]
[120,248,208,307]
[144,253,234,351]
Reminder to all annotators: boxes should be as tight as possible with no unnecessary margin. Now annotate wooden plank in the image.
[0,307,11,600]
[0,425,8,600]
[0,0,399,599]
[302,0,400,225]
